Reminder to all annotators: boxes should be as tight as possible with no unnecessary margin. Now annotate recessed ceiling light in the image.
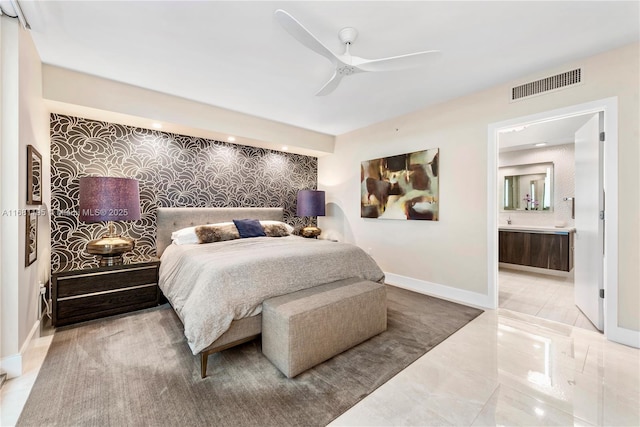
[227,136,236,142]
[282,146,289,151]
[534,143,547,147]
[152,122,162,129]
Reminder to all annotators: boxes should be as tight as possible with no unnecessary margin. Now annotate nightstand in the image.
[52,257,160,327]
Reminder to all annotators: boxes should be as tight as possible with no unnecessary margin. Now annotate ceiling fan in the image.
[274,9,441,96]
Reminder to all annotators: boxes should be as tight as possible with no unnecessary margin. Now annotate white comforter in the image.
[159,236,385,354]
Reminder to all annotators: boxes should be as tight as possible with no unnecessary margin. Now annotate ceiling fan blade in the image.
[355,50,441,72]
[315,71,344,96]
[274,9,337,64]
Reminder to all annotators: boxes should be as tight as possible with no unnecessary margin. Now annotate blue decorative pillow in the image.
[233,219,266,238]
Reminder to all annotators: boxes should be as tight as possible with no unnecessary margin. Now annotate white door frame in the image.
[486,96,632,346]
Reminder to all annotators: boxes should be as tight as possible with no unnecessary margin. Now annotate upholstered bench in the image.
[262,277,387,378]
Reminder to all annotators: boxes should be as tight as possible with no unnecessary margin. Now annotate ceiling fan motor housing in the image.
[338,27,358,45]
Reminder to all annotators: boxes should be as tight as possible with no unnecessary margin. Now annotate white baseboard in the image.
[384,272,493,309]
[0,353,22,380]
[0,320,40,379]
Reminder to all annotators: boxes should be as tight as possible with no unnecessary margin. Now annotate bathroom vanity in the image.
[499,226,574,272]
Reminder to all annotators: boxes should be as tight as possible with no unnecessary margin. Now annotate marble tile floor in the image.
[3,303,638,426]
[331,308,639,426]
[498,268,600,333]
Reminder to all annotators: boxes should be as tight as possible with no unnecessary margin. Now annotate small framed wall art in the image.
[25,209,38,266]
[27,145,43,205]
[361,148,439,220]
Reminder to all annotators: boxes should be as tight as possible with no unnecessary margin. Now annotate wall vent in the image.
[511,68,581,100]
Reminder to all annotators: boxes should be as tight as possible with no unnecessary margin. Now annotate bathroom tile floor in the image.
[498,268,599,333]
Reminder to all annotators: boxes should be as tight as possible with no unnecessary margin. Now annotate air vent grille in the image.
[511,69,581,100]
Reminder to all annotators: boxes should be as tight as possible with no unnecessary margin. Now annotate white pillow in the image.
[171,220,294,245]
[171,226,199,245]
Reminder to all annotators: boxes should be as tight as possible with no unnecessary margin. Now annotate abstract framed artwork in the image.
[27,145,42,205]
[25,209,38,266]
[361,148,439,220]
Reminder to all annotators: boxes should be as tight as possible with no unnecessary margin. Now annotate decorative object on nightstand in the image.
[297,189,325,238]
[79,177,141,266]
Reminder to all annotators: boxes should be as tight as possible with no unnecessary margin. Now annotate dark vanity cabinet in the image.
[499,229,573,272]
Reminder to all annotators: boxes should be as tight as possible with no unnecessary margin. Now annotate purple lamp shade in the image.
[297,190,325,217]
[78,177,141,223]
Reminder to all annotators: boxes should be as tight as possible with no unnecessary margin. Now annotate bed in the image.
[156,207,385,378]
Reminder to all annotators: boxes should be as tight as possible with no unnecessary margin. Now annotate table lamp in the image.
[296,190,325,238]
[79,177,141,266]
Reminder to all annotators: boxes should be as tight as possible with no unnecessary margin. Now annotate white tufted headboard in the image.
[156,207,284,256]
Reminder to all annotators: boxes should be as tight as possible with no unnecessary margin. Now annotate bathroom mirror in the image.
[500,162,554,212]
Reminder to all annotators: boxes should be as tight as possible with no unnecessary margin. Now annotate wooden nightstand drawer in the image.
[56,284,158,326]
[57,265,158,298]
[52,259,160,327]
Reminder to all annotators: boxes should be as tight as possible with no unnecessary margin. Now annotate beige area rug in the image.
[18,285,482,427]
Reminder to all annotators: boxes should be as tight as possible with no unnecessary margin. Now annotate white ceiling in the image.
[499,113,594,152]
[18,1,640,136]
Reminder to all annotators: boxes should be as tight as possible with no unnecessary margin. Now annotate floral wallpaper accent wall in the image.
[50,114,318,271]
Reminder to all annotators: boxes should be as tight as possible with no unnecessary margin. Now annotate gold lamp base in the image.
[301,226,322,238]
[87,234,135,267]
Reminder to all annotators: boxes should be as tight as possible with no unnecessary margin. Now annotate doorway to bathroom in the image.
[498,113,597,332]
[487,98,619,340]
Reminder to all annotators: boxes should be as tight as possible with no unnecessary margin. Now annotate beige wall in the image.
[42,65,334,157]
[319,43,639,332]
[0,17,50,377]
[18,19,51,346]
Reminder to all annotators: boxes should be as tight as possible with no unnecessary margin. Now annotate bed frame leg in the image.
[201,353,208,379]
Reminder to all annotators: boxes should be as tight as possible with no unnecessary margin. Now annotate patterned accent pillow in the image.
[263,223,290,237]
[194,223,240,244]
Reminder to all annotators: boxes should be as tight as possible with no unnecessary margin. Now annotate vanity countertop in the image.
[499,225,576,233]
